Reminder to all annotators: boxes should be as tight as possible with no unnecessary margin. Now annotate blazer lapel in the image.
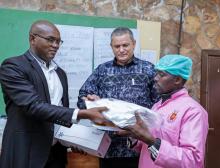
[56,68,69,107]
[56,68,66,92]
[24,51,51,103]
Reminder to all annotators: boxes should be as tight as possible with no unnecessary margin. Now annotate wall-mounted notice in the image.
[137,20,161,64]
[55,25,94,108]
[141,49,158,65]
[93,28,141,68]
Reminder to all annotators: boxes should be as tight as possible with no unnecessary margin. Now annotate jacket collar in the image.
[159,88,188,106]
[24,50,51,103]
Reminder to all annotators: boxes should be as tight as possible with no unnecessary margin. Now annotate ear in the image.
[132,39,136,47]
[174,76,183,85]
[29,34,35,45]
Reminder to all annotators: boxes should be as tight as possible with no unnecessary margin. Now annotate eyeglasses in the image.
[31,33,63,46]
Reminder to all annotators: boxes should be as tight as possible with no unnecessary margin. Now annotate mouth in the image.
[119,54,127,57]
[49,50,57,55]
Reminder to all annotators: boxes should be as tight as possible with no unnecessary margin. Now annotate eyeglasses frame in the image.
[31,33,63,46]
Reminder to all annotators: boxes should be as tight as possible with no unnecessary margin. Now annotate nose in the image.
[154,74,159,82]
[119,46,124,52]
[51,41,59,48]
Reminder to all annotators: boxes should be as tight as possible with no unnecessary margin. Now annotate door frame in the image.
[201,49,220,168]
[201,49,220,108]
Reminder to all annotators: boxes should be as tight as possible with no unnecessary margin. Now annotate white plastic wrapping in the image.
[0,116,6,153]
[86,98,162,129]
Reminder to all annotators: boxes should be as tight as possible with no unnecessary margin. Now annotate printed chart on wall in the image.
[55,25,94,108]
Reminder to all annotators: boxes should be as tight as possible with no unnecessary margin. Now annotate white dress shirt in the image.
[30,51,79,144]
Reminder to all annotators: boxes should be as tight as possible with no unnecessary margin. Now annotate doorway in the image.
[201,50,220,168]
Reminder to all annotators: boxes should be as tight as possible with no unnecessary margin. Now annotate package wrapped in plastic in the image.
[0,116,7,152]
[86,98,162,129]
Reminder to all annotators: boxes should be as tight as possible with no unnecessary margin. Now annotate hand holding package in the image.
[86,98,162,129]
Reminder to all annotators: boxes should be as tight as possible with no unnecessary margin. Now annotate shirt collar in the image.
[160,87,187,104]
[113,56,137,67]
[29,49,58,70]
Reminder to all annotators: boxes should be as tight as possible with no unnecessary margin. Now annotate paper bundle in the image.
[86,98,162,129]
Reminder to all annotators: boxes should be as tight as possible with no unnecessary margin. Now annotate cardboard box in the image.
[55,124,111,158]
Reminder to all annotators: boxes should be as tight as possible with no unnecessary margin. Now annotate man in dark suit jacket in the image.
[0,20,108,168]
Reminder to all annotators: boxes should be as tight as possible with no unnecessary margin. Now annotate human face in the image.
[111,33,136,66]
[154,70,177,94]
[30,26,61,63]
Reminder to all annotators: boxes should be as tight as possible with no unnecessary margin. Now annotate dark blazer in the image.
[0,50,74,168]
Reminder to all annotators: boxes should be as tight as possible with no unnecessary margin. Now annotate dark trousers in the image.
[44,143,67,168]
[99,157,139,168]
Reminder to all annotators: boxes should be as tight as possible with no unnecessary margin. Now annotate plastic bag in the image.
[86,98,162,129]
[0,115,7,152]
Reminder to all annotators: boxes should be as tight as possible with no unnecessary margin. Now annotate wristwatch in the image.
[148,138,161,161]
